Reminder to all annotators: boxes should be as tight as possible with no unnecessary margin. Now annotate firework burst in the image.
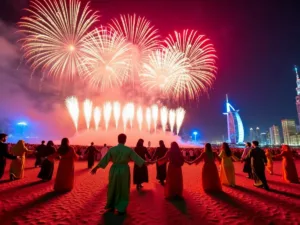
[94,106,101,130]
[65,96,79,131]
[19,0,98,79]
[109,14,160,75]
[140,48,191,100]
[165,30,217,99]
[80,27,132,91]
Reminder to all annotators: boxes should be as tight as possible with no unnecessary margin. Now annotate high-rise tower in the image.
[295,65,300,125]
[223,95,244,144]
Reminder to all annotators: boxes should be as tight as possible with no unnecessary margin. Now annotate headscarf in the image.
[169,142,184,167]
[205,143,214,159]
[11,140,26,155]
[58,138,70,155]
[136,139,144,148]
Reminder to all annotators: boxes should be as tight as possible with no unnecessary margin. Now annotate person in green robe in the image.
[91,134,146,215]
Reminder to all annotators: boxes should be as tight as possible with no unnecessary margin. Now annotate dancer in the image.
[133,139,151,190]
[152,140,168,185]
[265,149,273,175]
[219,142,239,187]
[10,140,33,180]
[247,141,269,190]
[54,138,78,192]
[91,134,148,215]
[158,142,184,199]
[241,142,253,178]
[274,145,299,183]
[35,140,46,167]
[38,141,56,181]
[189,143,222,192]
[85,142,99,169]
[0,133,17,179]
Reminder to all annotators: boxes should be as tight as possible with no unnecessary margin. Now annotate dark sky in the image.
[1,0,300,141]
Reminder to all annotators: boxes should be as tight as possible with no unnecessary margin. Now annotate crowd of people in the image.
[0,132,299,215]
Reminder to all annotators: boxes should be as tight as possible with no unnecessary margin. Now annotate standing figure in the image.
[247,141,269,190]
[158,142,184,199]
[38,141,56,181]
[274,145,299,183]
[133,139,151,190]
[190,143,222,193]
[10,140,33,180]
[219,143,239,187]
[35,141,46,167]
[265,149,273,175]
[54,138,78,192]
[91,134,146,215]
[241,142,253,178]
[100,144,108,160]
[85,142,99,169]
[0,133,17,179]
[152,140,168,185]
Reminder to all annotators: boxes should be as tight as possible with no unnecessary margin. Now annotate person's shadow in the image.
[101,211,127,225]
[167,197,188,214]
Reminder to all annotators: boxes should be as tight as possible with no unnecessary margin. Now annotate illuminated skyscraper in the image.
[249,128,255,141]
[223,95,244,144]
[295,66,300,125]
[281,119,297,145]
[269,125,281,145]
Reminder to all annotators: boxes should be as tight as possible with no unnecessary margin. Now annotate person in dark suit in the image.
[248,141,269,190]
[0,133,17,179]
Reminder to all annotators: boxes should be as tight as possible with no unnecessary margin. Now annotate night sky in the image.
[1,0,300,141]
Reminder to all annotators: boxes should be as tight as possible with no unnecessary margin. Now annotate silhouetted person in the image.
[242,142,253,178]
[0,133,17,179]
[133,139,151,190]
[152,140,168,185]
[38,141,56,181]
[247,141,269,190]
[91,134,147,215]
[35,140,46,167]
[85,142,99,169]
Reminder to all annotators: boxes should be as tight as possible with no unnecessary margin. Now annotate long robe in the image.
[0,142,17,179]
[219,150,239,186]
[133,146,151,185]
[35,144,46,167]
[276,150,299,183]
[152,147,167,182]
[54,147,78,192]
[248,147,269,189]
[38,146,56,181]
[158,151,184,198]
[242,147,252,177]
[85,146,98,168]
[97,144,144,213]
[198,152,222,192]
[10,142,31,179]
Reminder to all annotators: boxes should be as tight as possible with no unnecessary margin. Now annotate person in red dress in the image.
[189,143,222,192]
[158,142,184,199]
[54,138,78,192]
[274,145,299,183]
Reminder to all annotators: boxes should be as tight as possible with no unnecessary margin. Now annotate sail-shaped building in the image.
[223,95,244,144]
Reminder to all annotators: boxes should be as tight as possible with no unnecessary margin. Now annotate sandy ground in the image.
[0,159,300,225]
